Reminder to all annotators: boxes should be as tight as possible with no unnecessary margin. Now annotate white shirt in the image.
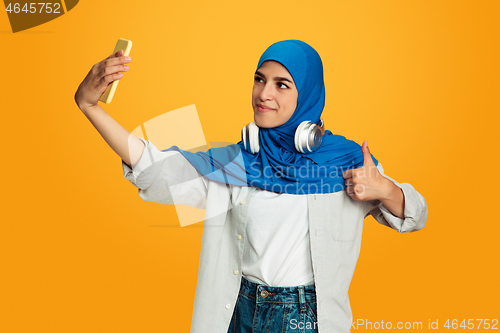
[122,137,428,333]
[242,188,314,287]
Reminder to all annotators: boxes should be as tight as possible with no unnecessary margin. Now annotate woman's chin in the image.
[254,118,271,128]
[255,118,287,129]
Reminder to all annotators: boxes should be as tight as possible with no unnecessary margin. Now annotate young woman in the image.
[75,40,428,333]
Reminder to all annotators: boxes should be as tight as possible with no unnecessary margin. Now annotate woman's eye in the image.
[253,77,288,89]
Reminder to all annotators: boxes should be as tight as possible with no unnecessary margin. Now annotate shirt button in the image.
[240,200,245,205]
[225,304,230,309]
[233,269,239,275]
[237,235,242,240]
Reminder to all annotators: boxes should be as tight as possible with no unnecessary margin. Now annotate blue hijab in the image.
[162,39,378,194]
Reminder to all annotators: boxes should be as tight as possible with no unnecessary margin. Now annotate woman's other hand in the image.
[342,141,390,201]
[74,49,131,111]
[343,141,405,218]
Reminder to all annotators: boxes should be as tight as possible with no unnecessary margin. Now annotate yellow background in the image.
[1,0,499,331]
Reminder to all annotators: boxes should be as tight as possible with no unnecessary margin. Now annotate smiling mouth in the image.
[257,105,275,112]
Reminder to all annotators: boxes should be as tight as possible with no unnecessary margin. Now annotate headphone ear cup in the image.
[241,125,248,151]
[294,121,311,153]
[295,121,323,154]
[248,122,260,154]
[242,122,260,154]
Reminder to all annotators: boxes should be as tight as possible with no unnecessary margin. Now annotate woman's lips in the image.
[257,105,275,112]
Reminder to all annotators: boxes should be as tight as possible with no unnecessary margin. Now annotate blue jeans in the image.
[227,276,318,333]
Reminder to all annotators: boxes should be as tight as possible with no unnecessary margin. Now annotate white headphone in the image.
[241,119,324,154]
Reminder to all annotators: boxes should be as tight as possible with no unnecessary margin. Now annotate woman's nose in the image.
[259,83,274,101]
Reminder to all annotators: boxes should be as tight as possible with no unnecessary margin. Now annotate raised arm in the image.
[79,104,145,169]
[74,49,209,211]
[74,49,143,168]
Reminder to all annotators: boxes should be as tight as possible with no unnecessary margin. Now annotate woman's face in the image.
[252,60,298,128]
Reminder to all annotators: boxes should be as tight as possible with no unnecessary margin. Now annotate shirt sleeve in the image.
[121,137,208,210]
[363,163,428,233]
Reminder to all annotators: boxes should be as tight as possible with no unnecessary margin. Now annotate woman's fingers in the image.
[103,63,130,76]
[103,54,131,68]
[345,183,367,200]
[98,72,122,89]
[99,55,131,77]
[75,50,132,110]
[96,52,131,90]
[98,62,130,88]
[102,71,123,82]
[106,49,123,59]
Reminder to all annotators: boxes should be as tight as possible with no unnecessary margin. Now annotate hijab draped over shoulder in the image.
[162,39,378,194]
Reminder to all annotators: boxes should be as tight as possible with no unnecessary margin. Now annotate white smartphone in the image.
[99,38,133,104]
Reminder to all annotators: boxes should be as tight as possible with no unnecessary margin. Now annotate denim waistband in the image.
[239,276,316,304]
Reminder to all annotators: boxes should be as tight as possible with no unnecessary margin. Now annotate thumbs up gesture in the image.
[342,140,390,201]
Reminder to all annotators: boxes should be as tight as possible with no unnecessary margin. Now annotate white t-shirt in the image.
[241,187,315,287]
[123,137,429,332]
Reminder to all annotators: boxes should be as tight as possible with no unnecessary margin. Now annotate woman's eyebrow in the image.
[255,70,294,86]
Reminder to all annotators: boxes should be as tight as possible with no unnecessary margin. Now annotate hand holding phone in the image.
[99,38,133,104]
[75,38,133,110]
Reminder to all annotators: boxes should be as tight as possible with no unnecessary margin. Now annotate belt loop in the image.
[298,286,306,312]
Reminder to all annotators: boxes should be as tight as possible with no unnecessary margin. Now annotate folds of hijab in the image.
[161,39,378,194]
